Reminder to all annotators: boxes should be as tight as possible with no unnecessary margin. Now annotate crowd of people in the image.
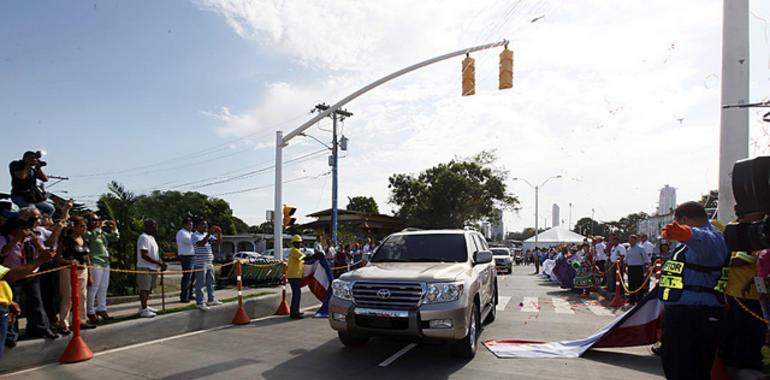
[521,202,770,379]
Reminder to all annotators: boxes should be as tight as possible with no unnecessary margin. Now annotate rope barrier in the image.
[729,295,770,325]
[617,261,655,295]
[23,265,69,278]
[87,260,236,275]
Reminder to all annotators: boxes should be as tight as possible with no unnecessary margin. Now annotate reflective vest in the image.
[658,244,728,303]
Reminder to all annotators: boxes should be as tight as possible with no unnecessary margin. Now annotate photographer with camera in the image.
[658,201,730,380]
[9,151,54,216]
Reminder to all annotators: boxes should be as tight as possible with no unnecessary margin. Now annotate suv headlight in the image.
[423,282,464,304]
[332,279,352,301]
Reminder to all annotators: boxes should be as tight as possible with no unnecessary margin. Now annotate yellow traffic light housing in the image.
[462,54,475,96]
[282,205,296,227]
[499,46,513,90]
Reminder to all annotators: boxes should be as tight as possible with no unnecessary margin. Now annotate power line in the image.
[211,171,331,197]
[69,111,309,179]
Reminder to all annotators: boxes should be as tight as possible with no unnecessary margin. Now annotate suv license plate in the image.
[354,308,408,318]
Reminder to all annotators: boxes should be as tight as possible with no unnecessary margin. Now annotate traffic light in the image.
[461,54,475,96]
[499,46,513,90]
[282,205,296,227]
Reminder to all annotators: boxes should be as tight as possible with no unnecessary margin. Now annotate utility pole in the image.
[591,208,595,235]
[717,0,749,224]
[314,103,353,244]
[534,186,539,248]
[568,203,573,230]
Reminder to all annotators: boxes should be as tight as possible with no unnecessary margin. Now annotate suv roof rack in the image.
[401,227,423,232]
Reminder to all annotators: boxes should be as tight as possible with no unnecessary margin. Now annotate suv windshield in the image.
[371,234,467,263]
[490,248,510,257]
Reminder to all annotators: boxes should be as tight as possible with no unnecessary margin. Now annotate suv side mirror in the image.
[474,250,493,265]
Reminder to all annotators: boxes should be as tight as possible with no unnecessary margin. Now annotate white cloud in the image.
[195,0,770,231]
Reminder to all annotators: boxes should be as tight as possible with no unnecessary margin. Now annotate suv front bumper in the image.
[328,298,469,340]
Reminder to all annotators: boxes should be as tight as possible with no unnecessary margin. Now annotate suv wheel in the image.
[485,285,498,324]
[452,303,479,359]
[338,332,369,347]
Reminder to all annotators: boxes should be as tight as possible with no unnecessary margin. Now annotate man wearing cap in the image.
[287,235,307,319]
[659,201,729,380]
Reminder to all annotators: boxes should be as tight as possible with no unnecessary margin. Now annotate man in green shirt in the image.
[84,213,119,322]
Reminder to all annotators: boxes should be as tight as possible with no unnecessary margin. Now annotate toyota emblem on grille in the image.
[377,289,391,300]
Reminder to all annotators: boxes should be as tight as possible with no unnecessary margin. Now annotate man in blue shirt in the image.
[625,235,650,304]
[659,201,729,380]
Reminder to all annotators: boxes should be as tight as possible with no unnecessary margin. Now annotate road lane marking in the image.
[378,343,418,367]
[551,298,574,314]
[497,296,511,311]
[521,297,539,312]
[584,301,614,316]
[0,303,322,377]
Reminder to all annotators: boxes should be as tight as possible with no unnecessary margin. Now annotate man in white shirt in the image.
[640,234,655,263]
[136,219,166,318]
[607,236,626,293]
[176,218,195,303]
[594,237,608,285]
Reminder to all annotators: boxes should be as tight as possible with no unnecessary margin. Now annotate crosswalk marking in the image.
[497,296,511,311]
[521,297,539,312]
[551,297,575,314]
[584,301,615,316]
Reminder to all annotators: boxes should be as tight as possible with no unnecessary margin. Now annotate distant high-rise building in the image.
[552,204,560,227]
[490,209,504,242]
[658,185,677,215]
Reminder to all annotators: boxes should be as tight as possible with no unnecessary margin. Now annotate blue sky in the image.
[3,1,770,232]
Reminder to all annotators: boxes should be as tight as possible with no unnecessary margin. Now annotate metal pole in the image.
[591,208,595,235]
[281,40,509,144]
[717,0,749,224]
[534,186,539,249]
[331,113,339,243]
[568,203,572,230]
[274,131,284,259]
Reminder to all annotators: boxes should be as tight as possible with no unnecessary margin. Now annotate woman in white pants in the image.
[84,214,118,322]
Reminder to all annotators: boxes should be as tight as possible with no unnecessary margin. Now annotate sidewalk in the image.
[17,285,274,333]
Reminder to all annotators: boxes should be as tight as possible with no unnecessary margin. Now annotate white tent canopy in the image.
[522,227,587,251]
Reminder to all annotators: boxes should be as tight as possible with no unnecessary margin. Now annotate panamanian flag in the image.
[483,289,663,358]
[300,259,334,317]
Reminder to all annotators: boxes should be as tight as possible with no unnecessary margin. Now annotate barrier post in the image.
[60,261,94,364]
[274,263,290,315]
[654,259,663,285]
[232,261,250,324]
[609,259,625,308]
[160,272,166,313]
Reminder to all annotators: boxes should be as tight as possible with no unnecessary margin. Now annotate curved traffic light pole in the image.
[273,39,509,253]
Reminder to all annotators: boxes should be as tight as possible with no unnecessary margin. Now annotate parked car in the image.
[264,247,315,260]
[329,229,497,359]
[233,251,266,263]
[491,247,512,274]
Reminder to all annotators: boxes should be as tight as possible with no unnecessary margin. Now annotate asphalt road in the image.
[3,265,664,379]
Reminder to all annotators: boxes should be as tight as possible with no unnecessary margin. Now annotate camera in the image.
[34,151,47,167]
[724,156,770,251]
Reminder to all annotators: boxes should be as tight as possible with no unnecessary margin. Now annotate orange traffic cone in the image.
[60,336,94,364]
[60,262,94,364]
[275,265,290,316]
[711,355,729,380]
[232,261,251,325]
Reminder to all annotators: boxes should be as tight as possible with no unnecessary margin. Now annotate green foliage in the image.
[346,196,379,215]
[388,151,518,229]
[95,182,251,296]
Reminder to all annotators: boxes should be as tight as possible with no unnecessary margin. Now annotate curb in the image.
[0,292,281,373]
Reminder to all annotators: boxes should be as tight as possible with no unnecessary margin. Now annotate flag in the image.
[300,258,334,317]
[483,289,663,358]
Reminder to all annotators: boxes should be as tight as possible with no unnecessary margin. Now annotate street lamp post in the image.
[513,175,562,249]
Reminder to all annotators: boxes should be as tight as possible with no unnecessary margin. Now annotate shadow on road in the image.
[161,358,262,380]
[583,349,664,377]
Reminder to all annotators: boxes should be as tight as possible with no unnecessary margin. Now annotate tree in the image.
[347,196,379,215]
[94,183,251,295]
[699,190,718,209]
[574,217,601,237]
[388,151,518,229]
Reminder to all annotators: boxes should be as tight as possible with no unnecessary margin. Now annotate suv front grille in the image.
[352,282,423,309]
